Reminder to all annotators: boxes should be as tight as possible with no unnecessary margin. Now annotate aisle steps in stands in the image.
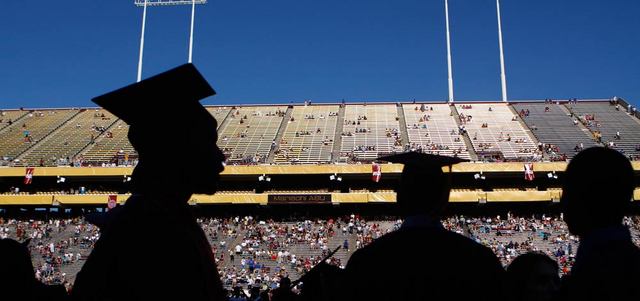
[557,104,598,143]
[267,106,293,163]
[507,104,544,159]
[396,103,410,149]
[331,104,346,163]
[450,104,478,160]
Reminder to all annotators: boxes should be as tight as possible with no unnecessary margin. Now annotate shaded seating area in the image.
[512,103,596,159]
[565,101,640,158]
[340,104,403,161]
[403,103,471,159]
[274,105,339,164]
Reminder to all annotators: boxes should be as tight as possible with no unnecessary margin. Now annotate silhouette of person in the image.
[71,64,227,300]
[271,277,298,301]
[296,261,345,301]
[559,147,640,300]
[0,238,68,301]
[505,252,560,301]
[341,152,505,301]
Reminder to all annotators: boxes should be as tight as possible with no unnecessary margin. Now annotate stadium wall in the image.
[1,189,639,206]
[2,161,638,177]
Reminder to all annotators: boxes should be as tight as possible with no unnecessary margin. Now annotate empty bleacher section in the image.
[565,101,640,158]
[1,101,639,166]
[402,103,471,159]
[0,109,79,163]
[0,110,28,131]
[512,103,596,160]
[80,107,231,165]
[458,103,539,160]
[217,106,287,164]
[273,105,339,164]
[340,104,403,161]
[205,106,232,128]
[20,109,118,166]
[81,120,135,165]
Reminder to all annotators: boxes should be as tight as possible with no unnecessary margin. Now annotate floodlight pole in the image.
[137,0,148,82]
[445,0,454,104]
[496,0,508,102]
[188,0,196,63]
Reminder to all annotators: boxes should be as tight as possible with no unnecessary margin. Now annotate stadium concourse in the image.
[3,214,640,292]
[1,98,640,167]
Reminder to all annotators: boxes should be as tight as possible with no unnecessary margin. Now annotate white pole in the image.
[188,0,196,63]
[445,0,454,103]
[496,0,508,102]
[137,0,148,82]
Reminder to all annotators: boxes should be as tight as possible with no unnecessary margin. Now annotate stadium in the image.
[1,98,640,291]
[2,0,640,300]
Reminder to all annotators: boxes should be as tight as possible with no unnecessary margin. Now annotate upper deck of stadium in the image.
[1,98,639,167]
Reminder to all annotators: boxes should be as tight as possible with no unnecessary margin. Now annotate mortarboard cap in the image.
[92,63,215,125]
[378,152,468,214]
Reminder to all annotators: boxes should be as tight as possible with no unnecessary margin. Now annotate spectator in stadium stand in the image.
[341,152,504,301]
[0,238,68,300]
[559,147,640,300]
[504,252,560,301]
[71,64,227,301]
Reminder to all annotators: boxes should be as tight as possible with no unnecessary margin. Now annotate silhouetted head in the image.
[0,239,37,296]
[92,64,225,200]
[249,286,261,299]
[561,147,634,236]
[279,276,291,289]
[378,152,467,217]
[232,286,244,297]
[505,252,560,301]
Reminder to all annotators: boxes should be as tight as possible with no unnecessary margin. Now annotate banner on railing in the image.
[107,194,117,209]
[372,163,382,182]
[24,167,34,185]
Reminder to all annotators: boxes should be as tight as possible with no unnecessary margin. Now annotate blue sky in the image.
[0,0,638,109]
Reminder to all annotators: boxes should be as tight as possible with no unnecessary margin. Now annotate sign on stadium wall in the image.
[268,194,332,205]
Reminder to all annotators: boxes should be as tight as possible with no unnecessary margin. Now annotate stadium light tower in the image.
[444,0,455,104]
[134,0,207,82]
[496,0,508,102]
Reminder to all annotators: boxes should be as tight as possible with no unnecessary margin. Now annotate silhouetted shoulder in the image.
[343,227,504,301]
[565,237,640,300]
[72,196,226,300]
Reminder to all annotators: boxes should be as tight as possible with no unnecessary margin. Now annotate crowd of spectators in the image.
[0,217,100,291]
[3,213,640,298]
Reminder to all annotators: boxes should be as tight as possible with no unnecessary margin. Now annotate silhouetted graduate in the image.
[341,152,504,301]
[505,252,560,301]
[271,277,298,301]
[560,147,640,300]
[0,238,68,301]
[71,64,227,300]
[294,246,344,301]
